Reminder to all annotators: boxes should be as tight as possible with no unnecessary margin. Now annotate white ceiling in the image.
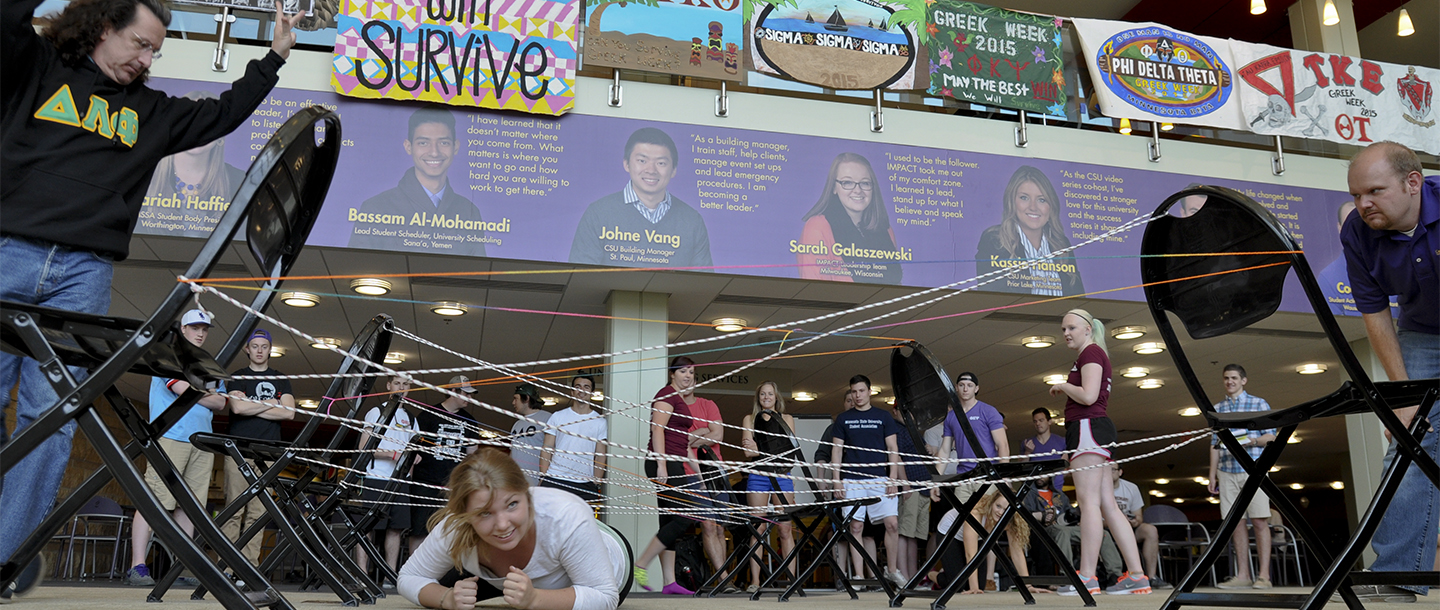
[111,231,1373,507]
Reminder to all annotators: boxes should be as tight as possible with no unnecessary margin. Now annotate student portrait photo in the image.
[348,106,488,256]
[141,91,246,238]
[795,152,903,284]
[569,127,713,269]
[975,165,1083,296]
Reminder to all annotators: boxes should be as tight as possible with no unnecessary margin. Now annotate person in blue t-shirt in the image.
[829,374,903,584]
[124,310,230,587]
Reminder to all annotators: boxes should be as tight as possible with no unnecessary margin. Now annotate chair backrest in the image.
[76,495,123,517]
[1143,504,1188,524]
[286,314,393,486]
[892,341,985,467]
[1139,186,1374,413]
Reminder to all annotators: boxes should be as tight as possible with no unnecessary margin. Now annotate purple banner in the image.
[139,78,1359,316]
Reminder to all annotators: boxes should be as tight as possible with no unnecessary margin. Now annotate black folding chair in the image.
[0,107,340,610]
[692,446,804,597]
[155,314,394,606]
[886,341,1095,609]
[1139,186,1439,610]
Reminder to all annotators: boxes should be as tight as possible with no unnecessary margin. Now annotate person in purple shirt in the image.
[929,373,1008,507]
[1022,407,1066,491]
[1340,141,1440,603]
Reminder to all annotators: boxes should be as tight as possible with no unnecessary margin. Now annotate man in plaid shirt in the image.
[1207,364,1277,589]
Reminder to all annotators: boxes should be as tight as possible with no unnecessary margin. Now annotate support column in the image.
[602,291,669,580]
[1288,0,1361,55]
[1343,337,1390,567]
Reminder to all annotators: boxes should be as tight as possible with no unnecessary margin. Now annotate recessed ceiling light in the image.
[1043,374,1067,385]
[310,337,341,349]
[1173,497,1184,504]
[590,391,604,401]
[712,317,747,333]
[870,386,882,396]
[269,346,286,358]
[297,399,319,409]
[1121,367,1150,378]
[350,278,393,296]
[1270,466,1282,472]
[431,301,468,317]
[1330,481,1344,490]
[1148,490,1165,497]
[792,391,816,402]
[1288,436,1302,444]
[1193,476,1209,485]
[383,352,405,365]
[1138,378,1165,389]
[1206,497,1219,504]
[1179,406,1201,417]
[1022,336,1055,348]
[1111,326,1146,340]
[541,397,559,407]
[1295,363,1328,375]
[885,397,896,405]
[1155,478,1170,485]
[1133,342,1166,355]
[1290,483,1304,490]
[280,291,320,308]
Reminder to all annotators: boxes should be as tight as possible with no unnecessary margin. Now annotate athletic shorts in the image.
[1066,417,1117,462]
[841,478,898,523]
[898,491,930,539]
[1217,470,1272,519]
[409,483,447,535]
[360,478,410,531]
[540,476,602,505]
[144,438,215,512]
[745,472,795,494]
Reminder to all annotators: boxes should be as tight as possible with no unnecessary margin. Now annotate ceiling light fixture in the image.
[1270,466,1282,472]
[1022,335,1055,349]
[712,317,747,333]
[1043,374,1067,385]
[1160,122,1174,131]
[590,391,604,401]
[1133,342,1166,355]
[350,278,393,296]
[1149,490,1166,497]
[280,291,320,308]
[383,352,405,365]
[870,386,882,396]
[541,397,559,407]
[1207,497,1219,504]
[1322,0,1339,25]
[1138,378,1165,390]
[298,399,319,409]
[1397,8,1414,36]
[1155,478,1170,485]
[1174,498,1184,504]
[1330,481,1345,490]
[1288,436,1302,444]
[1295,363,1328,375]
[1121,366,1150,378]
[792,391,817,402]
[1119,117,1133,135]
[885,397,896,405]
[310,337,340,349]
[430,302,468,317]
[1250,0,1265,15]
[269,346,286,358]
[1290,483,1304,490]
[1193,476,1209,485]
[1179,406,1201,417]
[1111,326,1147,340]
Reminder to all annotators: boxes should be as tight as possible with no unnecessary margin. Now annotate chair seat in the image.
[933,459,1066,485]
[1208,379,1439,430]
[188,433,291,461]
[0,300,229,388]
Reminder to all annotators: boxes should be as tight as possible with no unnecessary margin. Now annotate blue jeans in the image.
[1370,329,1440,594]
[0,236,113,563]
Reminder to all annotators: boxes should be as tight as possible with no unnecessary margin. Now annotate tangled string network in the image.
[183,209,1235,525]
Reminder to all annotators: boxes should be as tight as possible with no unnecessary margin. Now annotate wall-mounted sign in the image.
[749,0,919,90]
[330,0,580,115]
[585,0,744,81]
[925,0,1064,115]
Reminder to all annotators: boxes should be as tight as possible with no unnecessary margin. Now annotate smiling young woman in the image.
[398,448,626,610]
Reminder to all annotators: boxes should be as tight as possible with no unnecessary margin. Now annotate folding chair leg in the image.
[782,505,863,602]
[755,514,823,599]
[0,455,113,589]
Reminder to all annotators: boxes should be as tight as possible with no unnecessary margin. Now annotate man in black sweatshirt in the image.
[0,0,302,590]
[568,127,713,269]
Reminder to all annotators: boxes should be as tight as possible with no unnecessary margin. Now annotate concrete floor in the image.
[4,584,1363,609]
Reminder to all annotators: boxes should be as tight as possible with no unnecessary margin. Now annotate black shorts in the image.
[360,478,410,531]
[1065,416,1117,462]
[540,476,601,505]
[409,483,447,536]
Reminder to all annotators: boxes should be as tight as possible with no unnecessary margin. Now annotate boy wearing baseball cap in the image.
[509,383,551,485]
[223,328,296,565]
[126,310,230,586]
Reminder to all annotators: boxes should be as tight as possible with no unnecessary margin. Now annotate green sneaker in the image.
[633,566,652,591]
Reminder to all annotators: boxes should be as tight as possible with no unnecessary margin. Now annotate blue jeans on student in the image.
[0,236,113,563]
[1370,329,1440,595]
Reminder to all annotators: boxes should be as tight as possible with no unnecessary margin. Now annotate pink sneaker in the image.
[662,582,695,595]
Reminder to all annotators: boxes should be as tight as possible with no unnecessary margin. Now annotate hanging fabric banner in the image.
[330,0,580,116]
[585,0,744,81]
[747,0,921,90]
[1071,18,1245,130]
[924,0,1064,115]
[1231,42,1439,155]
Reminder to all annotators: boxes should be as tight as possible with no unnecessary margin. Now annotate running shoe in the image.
[1251,577,1272,590]
[1104,572,1152,595]
[633,566,652,591]
[661,582,695,595]
[885,569,907,588]
[1216,576,1253,589]
[124,564,155,587]
[1057,572,1100,596]
[0,557,44,600]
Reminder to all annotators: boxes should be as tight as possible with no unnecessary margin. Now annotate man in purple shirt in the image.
[1340,141,1439,603]
[1022,407,1066,491]
[930,372,1009,506]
